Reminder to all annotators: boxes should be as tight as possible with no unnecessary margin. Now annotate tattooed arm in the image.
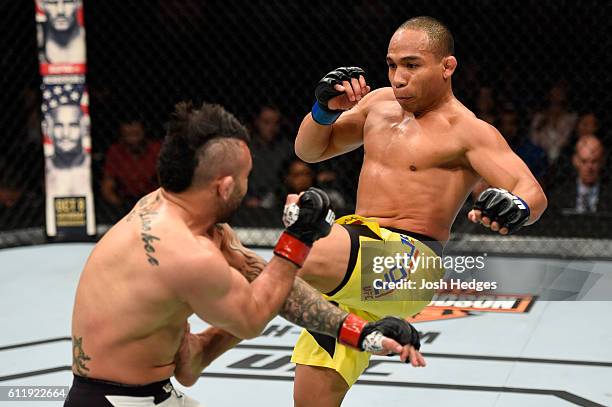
[173,276,348,384]
[171,224,348,382]
[224,240,421,364]
[216,224,348,337]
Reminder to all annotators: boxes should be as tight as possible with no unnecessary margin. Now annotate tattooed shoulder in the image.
[126,193,163,266]
[139,193,162,266]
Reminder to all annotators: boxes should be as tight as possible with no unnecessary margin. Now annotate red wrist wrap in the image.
[273,232,311,267]
[338,314,368,349]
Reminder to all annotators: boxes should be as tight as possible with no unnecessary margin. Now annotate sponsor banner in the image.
[427,290,535,313]
[35,0,86,69]
[408,290,535,322]
[36,0,95,237]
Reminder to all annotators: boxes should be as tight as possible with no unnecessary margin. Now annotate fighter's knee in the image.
[294,365,348,407]
[294,387,341,407]
[293,376,314,407]
[293,391,310,407]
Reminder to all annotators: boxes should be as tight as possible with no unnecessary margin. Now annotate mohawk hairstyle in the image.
[157,101,250,192]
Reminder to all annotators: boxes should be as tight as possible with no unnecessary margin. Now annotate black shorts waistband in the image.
[381,226,444,257]
[71,374,173,400]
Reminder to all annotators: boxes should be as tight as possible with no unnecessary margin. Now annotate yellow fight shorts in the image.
[291,214,445,387]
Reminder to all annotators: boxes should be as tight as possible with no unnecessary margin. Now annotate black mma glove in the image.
[311,67,365,125]
[273,187,335,267]
[338,314,421,355]
[473,187,531,234]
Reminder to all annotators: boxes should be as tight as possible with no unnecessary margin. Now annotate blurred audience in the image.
[474,86,497,125]
[4,68,612,236]
[575,112,600,139]
[530,81,578,163]
[498,106,548,182]
[496,65,523,109]
[453,59,481,109]
[548,135,611,214]
[550,111,602,184]
[101,117,161,213]
[315,166,353,214]
[0,175,43,230]
[260,158,349,215]
[244,105,292,207]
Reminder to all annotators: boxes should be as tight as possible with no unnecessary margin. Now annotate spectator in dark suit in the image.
[548,135,611,215]
[549,111,601,186]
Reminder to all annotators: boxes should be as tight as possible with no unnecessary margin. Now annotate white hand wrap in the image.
[361,331,386,353]
[282,203,300,228]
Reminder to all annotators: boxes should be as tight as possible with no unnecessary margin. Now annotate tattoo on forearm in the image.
[72,336,92,377]
[219,224,266,282]
[280,278,348,337]
[129,194,162,266]
[220,225,347,337]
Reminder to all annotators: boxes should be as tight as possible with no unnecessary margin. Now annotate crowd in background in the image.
[2,73,609,234]
[233,79,611,229]
[1,0,609,238]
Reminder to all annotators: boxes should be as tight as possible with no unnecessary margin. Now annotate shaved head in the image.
[576,134,604,157]
[573,134,605,186]
[397,16,454,58]
[192,138,250,187]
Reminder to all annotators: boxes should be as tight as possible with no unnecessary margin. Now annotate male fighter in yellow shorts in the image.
[287,16,548,406]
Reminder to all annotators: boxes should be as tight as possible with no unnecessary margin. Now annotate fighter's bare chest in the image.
[363,112,465,171]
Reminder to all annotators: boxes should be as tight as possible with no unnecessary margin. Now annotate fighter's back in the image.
[356,87,483,241]
[71,191,195,384]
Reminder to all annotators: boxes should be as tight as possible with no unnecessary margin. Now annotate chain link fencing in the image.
[1,0,610,252]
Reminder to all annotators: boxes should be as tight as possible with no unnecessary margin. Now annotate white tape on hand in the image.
[361,331,386,353]
[282,203,300,228]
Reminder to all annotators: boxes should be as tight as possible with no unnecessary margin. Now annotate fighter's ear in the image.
[217,176,235,201]
[442,56,457,79]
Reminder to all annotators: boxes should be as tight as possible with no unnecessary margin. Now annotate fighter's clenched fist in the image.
[311,67,371,125]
